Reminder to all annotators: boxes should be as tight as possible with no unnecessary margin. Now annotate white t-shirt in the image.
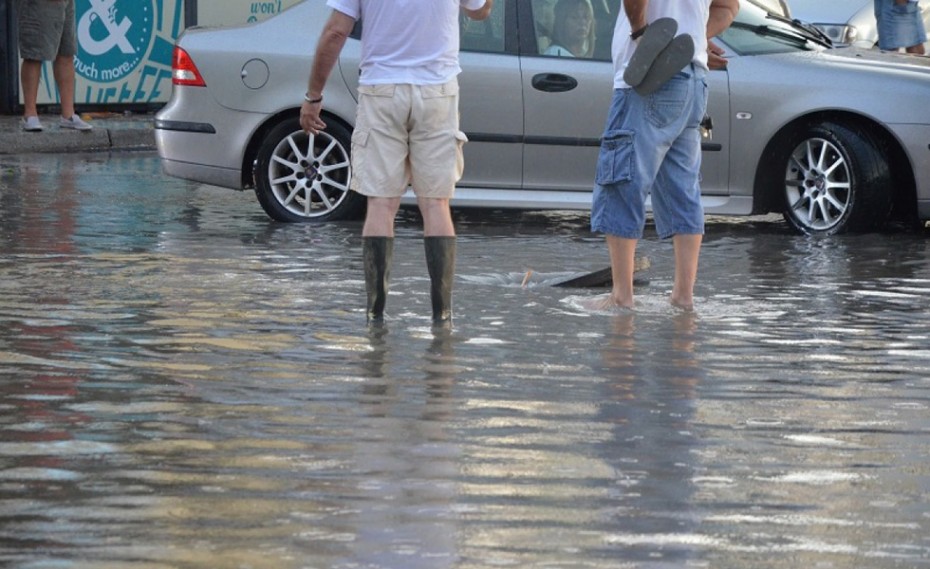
[327,0,488,85]
[611,0,711,89]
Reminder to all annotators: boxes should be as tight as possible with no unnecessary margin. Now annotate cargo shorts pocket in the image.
[357,84,396,98]
[420,80,459,99]
[350,128,370,190]
[454,130,468,181]
[595,129,634,186]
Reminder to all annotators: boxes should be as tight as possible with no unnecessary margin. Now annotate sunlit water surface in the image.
[1,153,930,568]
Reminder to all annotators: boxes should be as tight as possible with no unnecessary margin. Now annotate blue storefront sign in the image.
[3,0,299,112]
[15,0,185,107]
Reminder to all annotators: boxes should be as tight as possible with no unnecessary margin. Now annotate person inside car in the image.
[545,0,598,57]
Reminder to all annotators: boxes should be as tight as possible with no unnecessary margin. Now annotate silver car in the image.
[155,0,930,235]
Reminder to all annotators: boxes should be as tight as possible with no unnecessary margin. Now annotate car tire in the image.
[253,117,364,223]
[780,122,892,235]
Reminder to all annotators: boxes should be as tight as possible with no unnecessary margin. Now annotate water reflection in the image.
[596,312,705,565]
[346,327,460,567]
[2,153,930,567]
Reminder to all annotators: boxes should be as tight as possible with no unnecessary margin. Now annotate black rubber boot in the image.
[424,236,456,325]
[363,237,393,324]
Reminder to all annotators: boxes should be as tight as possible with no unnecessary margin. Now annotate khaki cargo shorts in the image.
[350,79,468,199]
[18,0,76,61]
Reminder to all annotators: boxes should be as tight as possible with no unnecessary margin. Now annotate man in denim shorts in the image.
[17,0,92,131]
[875,0,927,54]
[300,0,493,327]
[589,0,737,311]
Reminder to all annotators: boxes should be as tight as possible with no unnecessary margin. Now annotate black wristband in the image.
[631,25,648,40]
[304,93,323,104]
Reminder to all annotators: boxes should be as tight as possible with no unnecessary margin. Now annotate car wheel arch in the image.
[752,111,913,226]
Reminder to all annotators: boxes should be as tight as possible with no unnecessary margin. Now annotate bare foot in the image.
[580,293,634,312]
[670,296,694,312]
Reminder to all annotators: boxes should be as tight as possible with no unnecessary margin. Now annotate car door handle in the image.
[532,73,578,93]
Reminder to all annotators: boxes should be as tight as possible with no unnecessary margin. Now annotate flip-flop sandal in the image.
[633,33,695,96]
[623,17,678,88]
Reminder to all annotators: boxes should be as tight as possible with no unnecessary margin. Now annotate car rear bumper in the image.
[158,154,244,190]
[154,119,216,134]
[155,87,266,190]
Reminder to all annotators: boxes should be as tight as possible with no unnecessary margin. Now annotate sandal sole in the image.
[633,33,695,96]
[623,17,678,87]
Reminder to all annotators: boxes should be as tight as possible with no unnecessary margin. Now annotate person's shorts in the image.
[350,79,467,199]
[876,0,928,50]
[18,0,76,61]
[591,64,707,240]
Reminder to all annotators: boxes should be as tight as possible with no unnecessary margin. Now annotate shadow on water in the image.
[2,153,930,567]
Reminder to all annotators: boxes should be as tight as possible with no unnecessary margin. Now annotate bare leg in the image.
[603,234,638,309]
[53,55,77,118]
[21,59,42,118]
[670,233,701,311]
[362,196,402,237]
[417,197,455,237]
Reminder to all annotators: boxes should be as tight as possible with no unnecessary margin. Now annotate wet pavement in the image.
[2,151,930,568]
[0,112,155,155]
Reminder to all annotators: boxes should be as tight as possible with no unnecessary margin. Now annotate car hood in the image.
[824,46,930,72]
[788,0,871,23]
[735,48,930,126]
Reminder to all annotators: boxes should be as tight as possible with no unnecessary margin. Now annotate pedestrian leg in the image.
[604,234,638,309]
[52,54,77,119]
[21,60,42,119]
[670,233,701,311]
[418,197,456,325]
[363,237,394,323]
[424,236,455,325]
[362,197,401,323]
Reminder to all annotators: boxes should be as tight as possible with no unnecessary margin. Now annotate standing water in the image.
[1,152,930,568]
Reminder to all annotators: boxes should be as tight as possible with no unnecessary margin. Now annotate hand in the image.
[300,100,326,135]
[707,40,727,70]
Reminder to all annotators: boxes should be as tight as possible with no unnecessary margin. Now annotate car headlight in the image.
[813,24,859,45]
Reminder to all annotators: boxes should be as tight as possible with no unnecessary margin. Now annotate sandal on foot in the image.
[623,17,678,88]
[633,33,695,96]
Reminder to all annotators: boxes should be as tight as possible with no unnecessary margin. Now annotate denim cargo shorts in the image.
[591,65,708,240]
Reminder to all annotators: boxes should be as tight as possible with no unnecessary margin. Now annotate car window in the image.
[532,0,617,61]
[461,0,507,53]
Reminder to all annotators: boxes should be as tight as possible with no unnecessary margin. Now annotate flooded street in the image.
[2,151,930,568]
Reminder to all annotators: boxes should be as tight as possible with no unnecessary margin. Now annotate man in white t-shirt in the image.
[300,0,493,327]
[588,0,737,312]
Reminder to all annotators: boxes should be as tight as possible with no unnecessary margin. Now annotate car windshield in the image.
[719,2,831,55]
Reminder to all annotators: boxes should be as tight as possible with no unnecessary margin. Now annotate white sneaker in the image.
[22,116,44,132]
[60,114,93,131]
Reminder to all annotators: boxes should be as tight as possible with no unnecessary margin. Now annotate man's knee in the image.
[367,196,401,217]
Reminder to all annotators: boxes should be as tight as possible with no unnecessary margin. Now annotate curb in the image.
[0,117,156,155]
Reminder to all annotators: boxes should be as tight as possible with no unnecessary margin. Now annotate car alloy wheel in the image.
[781,122,891,235]
[253,117,363,222]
